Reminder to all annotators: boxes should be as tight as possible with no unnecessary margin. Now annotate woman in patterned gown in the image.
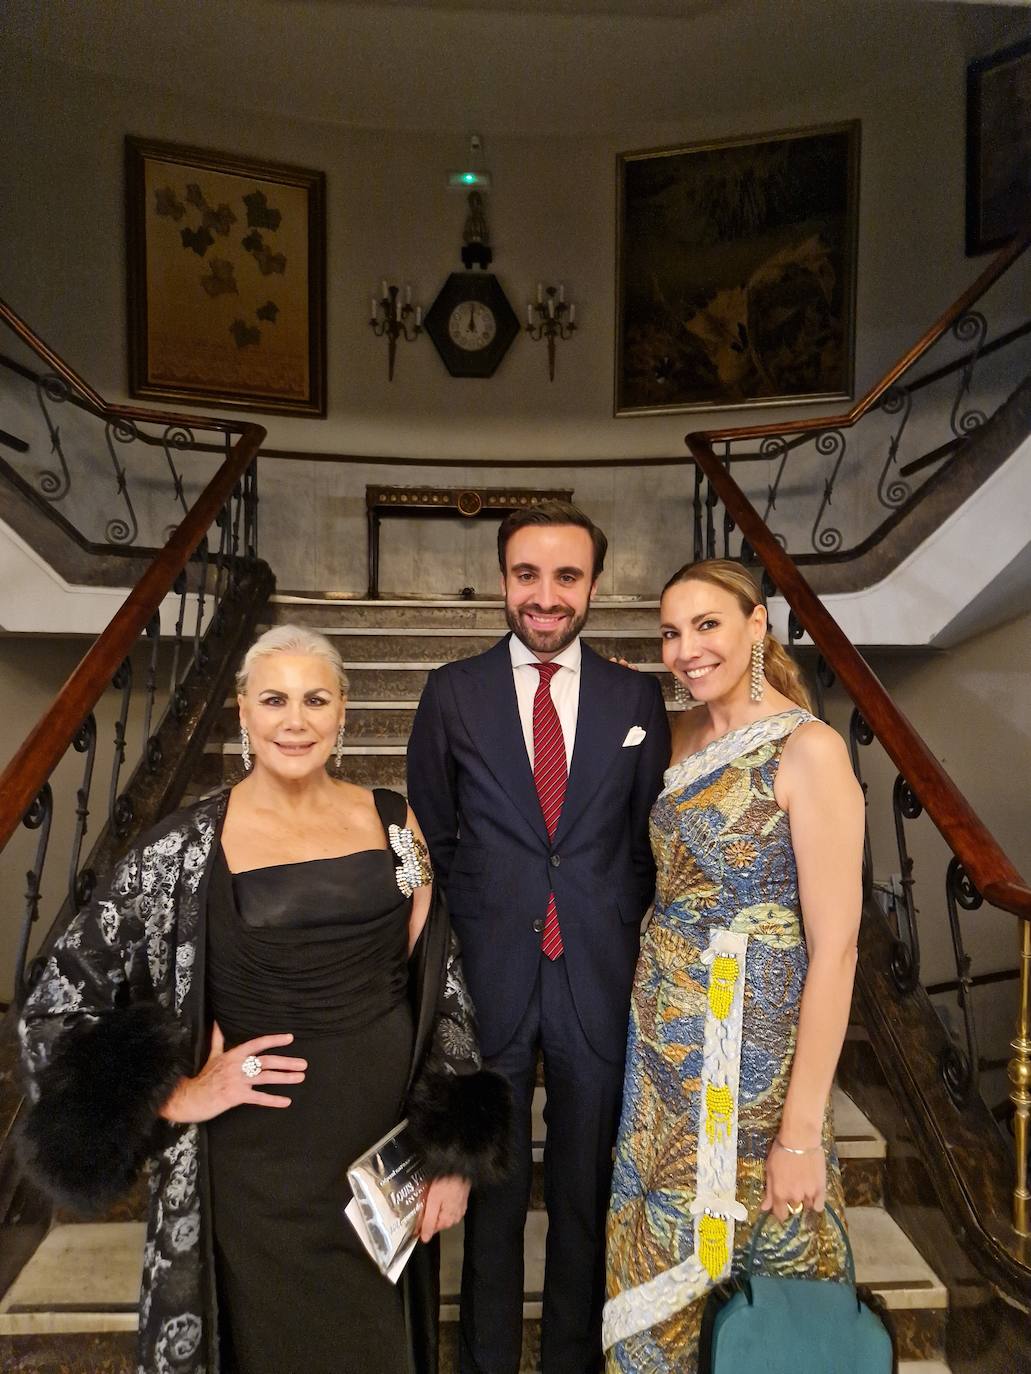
[605,560,865,1372]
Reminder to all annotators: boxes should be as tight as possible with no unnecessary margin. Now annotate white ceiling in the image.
[5,0,1025,136]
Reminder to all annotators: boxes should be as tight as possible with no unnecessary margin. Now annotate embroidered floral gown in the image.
[604,709,848,1372]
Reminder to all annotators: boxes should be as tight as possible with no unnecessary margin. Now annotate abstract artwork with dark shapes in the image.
[615,122,860,416]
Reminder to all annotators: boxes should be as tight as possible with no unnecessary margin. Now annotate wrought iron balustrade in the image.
[0,296,267,1005]
[688,234,1031,566]
[0,337,242,558]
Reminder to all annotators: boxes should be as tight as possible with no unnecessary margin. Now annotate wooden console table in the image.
[365,485,573,598]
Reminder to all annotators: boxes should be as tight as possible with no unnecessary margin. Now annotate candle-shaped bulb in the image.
[415,305,422,326]
[527,304,533,327]
[547,296,555,319]
[569,303,576,325]
[381,279,389,300]
[370,298,377,322]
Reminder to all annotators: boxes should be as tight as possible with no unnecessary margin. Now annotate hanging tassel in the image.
[704,1082,734,1145]
[698,1212,730,1280]
[707,954,740,1020]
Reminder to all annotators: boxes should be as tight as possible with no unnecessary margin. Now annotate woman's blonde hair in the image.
[236,624,349,699]
[661,558,813,713]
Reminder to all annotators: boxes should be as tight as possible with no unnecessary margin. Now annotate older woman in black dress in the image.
[18,624,509,1374]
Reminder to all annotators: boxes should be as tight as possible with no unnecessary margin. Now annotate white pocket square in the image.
[622,726,646,747]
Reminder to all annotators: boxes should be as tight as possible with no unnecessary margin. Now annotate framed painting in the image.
[126,137,326,416]
[615,121,860,416]
[966,36,1031,256]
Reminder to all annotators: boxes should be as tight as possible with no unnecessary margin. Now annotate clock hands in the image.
[468,304,477,332]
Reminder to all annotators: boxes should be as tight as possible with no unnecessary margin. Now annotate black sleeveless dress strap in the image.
[372,785,409,834]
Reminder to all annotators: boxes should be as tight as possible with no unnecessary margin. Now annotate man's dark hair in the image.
[497,500,608,580]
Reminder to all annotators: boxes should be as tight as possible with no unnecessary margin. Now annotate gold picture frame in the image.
[615,121,860,416]
[126,137,326,416]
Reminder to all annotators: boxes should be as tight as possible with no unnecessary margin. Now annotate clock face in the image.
[424,272,520,378]
[448,301,497,351]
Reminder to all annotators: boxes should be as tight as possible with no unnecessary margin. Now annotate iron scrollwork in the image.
[104,418,141,544]
[810,429,847,553]
[949,311,988,440]
[16,783,54,994]
[939,857,984,1106]
[877,386,912,509]
[34,373,73,501]
[889,774,923,994]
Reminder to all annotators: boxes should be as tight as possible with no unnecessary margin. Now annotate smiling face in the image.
[660,579,766,704]
[501,523,597,659]
[238,653,345,781]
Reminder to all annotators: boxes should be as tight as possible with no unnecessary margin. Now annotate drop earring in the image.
[334,722,346,769]
[672,676,691,706]
[240,725,252,772]
[750,640,765,702]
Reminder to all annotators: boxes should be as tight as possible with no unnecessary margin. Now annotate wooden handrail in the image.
[0,302,267,854]
[692,230,1031,445]
[686,434,1031,923]
[0,297,251,435]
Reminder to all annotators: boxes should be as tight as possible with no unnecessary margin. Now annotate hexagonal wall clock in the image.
[424,272,521,378]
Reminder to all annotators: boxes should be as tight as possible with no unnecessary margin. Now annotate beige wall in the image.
[822,608,1031,1103]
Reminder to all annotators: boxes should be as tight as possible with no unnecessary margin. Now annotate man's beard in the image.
[505,600,590,656]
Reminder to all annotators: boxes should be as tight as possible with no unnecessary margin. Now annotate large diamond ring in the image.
[241,1055,262,1079]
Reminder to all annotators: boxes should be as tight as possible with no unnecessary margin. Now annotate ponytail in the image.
[763,633,813,713]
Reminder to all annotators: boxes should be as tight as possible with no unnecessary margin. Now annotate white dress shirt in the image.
[508,633,582,772]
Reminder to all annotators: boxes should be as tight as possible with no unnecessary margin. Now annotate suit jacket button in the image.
[532,918,544,933]
[550,853,561,868]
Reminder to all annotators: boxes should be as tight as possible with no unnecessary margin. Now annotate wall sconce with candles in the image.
[526,283,576,381]
[370,281,422,380]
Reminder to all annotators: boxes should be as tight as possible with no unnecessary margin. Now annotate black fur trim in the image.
[19,1001,190,1213]
[407,1067,512,1187]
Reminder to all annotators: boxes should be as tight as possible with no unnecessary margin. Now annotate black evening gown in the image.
[205,789,415,1374]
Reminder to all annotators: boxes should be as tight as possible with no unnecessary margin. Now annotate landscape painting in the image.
[126,138,326,416]
[616,122,859,415]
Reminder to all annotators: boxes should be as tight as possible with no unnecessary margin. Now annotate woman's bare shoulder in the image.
[669,705,709,764]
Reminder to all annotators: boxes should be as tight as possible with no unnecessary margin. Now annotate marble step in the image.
[253,626,669,663]
[2,1206,945,1362]
[270,595,662,631]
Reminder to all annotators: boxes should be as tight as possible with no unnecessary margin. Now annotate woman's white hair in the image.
[236,623,349,698]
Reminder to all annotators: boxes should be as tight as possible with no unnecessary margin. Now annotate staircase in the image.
[1,594,956,1374]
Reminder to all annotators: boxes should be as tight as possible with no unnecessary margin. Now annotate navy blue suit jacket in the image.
[406,636,671,1063]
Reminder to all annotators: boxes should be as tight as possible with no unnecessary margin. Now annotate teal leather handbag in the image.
[698,1207,896,1374]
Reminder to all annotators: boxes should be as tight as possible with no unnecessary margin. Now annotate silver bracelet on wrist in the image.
[774,1138,824,1156]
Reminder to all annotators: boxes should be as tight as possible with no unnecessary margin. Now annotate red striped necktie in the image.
[532,660,566,960]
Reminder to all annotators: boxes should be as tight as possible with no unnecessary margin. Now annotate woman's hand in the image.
[159,1022,307,1123]
[419,1174,471,1242]
[760,1140,827,1221]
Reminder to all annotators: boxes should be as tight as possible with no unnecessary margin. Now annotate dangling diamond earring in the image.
[750,640,765,702]
[672,676,691,706]
[240,725,252,772]
[334,722,346,769]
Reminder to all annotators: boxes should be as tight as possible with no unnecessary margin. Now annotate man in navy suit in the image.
[407,502,670,1374]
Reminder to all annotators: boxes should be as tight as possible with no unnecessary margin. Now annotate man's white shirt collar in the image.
[508,634,582,673]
